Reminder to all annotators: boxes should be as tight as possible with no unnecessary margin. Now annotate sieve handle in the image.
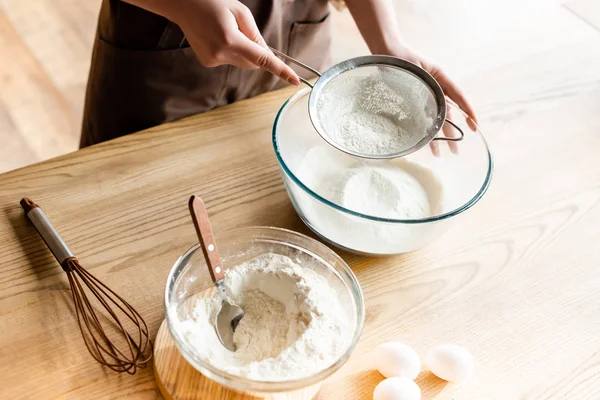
[269,47,321,88]
[433,119,465,142]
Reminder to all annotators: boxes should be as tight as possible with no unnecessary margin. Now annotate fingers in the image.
[432,67,479,131]
[429,141,440,157]
[232,5,268,49]
[232,34,300,85]
[229,56,260,70]
[228,5,299,84]
[430,103,461,157]
[442,104,460,155]
[467,118,478,132]
[189,5,300,85]
[447,97,479,132]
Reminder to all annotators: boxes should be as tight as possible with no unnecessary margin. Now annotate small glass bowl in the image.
[273,88,494,256]
[164,227,365,397]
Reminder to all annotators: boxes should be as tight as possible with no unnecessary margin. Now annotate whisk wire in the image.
[73,272,131,370]
[81,267,152,362]
[20,197,153,374]
[65,259,152,373]
[81,282,147,369]
[67,263,132,371]
[67,269,120,368]
[79,264,149,340]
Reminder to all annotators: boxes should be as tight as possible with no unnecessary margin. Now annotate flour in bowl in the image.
[175,253,351,381]
[292,145,444,253]
[341,166,431,219]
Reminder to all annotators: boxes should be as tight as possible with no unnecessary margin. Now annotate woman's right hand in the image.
[124,0,301,85]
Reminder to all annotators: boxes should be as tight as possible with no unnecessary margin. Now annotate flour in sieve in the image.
[317,69,435,156]
[174,253,351,381]
[337,112,410,156]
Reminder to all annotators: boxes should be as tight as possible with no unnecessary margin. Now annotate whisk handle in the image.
[20,198,74,266]
[188,195,225,283]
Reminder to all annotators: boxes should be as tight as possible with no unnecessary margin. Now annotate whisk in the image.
[20,197,153,374]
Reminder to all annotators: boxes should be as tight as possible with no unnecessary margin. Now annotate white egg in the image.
[374,342,421,379]
[373,377,421,400]
[425,344,474,382]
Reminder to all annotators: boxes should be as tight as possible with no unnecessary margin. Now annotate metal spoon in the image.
[188,195,244,351]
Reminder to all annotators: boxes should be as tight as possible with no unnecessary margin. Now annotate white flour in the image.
[342,166,431,219]
[316,70,434,157]
[176,253,350,381]
[293,145,444,253]
[337,112,410,156]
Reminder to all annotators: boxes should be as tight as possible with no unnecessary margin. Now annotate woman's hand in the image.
[344,0,478,155]
[123,0,300,85]
[392,47,479,156]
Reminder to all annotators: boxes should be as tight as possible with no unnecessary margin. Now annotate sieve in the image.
[271,48,464,159]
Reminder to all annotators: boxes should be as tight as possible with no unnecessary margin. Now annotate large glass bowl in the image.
[273,88,493,256]
[165,227,365,397]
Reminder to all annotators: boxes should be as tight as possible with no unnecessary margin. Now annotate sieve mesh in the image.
[313,65,440,158]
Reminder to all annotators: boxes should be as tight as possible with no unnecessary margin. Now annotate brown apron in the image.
[80,0,332,148]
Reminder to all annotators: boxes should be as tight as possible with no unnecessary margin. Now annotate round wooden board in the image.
[154,320,321,400]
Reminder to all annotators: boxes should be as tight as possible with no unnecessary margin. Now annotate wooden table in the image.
[1,80,599,399]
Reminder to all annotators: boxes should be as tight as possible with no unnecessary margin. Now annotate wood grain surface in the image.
[1,66,599,398]
[0,2,599,398]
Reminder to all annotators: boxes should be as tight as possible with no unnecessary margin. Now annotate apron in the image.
[80,0,332,148]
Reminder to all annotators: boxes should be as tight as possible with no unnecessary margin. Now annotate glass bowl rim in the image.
[272,87,494,224]
[164,226,366,393]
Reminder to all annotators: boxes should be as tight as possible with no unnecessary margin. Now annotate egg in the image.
[374,342,421,379]
[373,377,421,400]
[425,344,474,382]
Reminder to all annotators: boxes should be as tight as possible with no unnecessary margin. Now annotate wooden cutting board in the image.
[154,320,322,400]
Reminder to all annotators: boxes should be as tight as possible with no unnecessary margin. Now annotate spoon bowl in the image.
[216,300,244,350]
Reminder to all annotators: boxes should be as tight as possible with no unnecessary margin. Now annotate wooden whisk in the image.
[20,198,153,374]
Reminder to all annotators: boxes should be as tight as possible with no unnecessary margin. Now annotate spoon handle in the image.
[188,195,224,283]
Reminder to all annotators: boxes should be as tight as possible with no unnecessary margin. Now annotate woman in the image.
[81,0,477,148]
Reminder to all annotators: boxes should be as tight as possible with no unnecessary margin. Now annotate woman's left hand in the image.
[344,0,478,155]
[389,48,479,156]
